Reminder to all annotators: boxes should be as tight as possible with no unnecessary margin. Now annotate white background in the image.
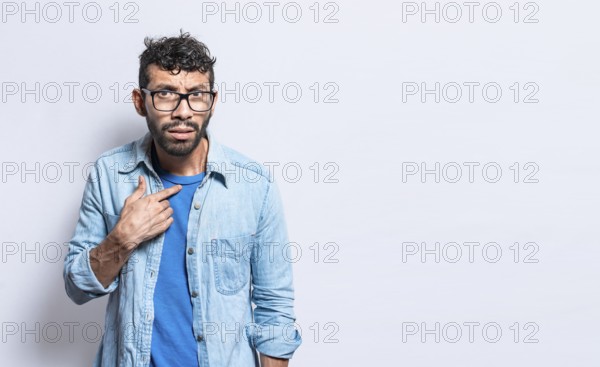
[0,1,599,366]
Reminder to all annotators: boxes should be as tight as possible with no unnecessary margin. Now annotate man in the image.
[63,32,302,367]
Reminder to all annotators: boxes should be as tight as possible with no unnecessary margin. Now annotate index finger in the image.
[149,184,182,201]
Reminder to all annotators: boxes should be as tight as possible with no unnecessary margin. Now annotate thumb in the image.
[131,175,146,200]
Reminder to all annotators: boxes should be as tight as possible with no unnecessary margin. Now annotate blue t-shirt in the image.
[150,145,206,367]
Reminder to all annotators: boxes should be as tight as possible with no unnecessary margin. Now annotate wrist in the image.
[107,226,137,252]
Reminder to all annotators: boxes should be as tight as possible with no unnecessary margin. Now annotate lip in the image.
[167,128,194,133]
[168,130,194,140]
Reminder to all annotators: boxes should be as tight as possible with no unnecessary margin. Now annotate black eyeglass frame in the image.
[140,87,216,112]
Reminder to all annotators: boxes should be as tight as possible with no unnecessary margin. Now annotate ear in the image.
[132,89,147,117]
[210,90,218,115]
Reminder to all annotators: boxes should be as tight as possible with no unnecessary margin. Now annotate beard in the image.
[146,112,212,157]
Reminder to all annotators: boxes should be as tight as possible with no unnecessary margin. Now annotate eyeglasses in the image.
[140,88,216,112]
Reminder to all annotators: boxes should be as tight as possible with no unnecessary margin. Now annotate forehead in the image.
[146,63,210,90]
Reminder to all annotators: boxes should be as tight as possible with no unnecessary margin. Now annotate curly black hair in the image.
[138,30,216,90]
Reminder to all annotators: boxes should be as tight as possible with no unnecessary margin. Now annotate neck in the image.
[153,137,208,176]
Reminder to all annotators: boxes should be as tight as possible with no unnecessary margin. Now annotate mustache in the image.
[161,120,200,132]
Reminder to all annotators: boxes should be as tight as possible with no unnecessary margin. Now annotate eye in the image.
[158,91,172,97]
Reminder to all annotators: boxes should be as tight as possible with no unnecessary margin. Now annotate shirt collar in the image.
[118,128,230,188]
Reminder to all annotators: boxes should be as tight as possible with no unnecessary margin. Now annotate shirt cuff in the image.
[68,248,119,297]
[251,323,302,359]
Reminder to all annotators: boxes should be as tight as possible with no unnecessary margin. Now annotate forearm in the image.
[260,354,289,367]
[89,231,134,288]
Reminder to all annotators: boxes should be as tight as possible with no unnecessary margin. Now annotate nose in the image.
[172,96,194,120]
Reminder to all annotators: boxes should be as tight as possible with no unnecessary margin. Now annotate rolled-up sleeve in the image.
[250,177,302,359]
[63,163,119,305]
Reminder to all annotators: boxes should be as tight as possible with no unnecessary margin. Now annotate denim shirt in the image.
[63,129,302,367]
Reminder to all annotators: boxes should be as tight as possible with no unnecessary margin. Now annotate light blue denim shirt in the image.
[63,129,302,366]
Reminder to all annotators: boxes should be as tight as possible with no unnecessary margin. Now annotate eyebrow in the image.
[150,83,211,92]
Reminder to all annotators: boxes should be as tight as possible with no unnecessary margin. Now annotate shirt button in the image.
[194,202,201,210]
[191,291,198,298]
[197,335,204,342]
[187,248,194,255]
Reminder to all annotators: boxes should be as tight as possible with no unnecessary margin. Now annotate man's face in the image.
[135,64,217,157]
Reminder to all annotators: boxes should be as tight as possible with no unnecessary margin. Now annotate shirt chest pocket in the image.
[103,212,121,234]
[211,234,255,295]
